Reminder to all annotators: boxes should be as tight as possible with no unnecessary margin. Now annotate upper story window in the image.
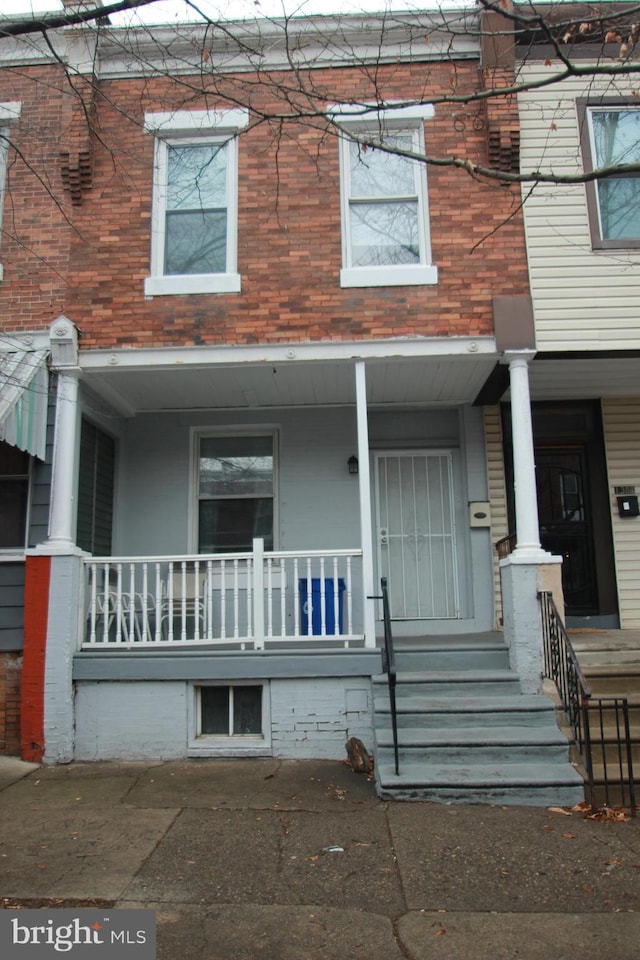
[0,102,22,284]
[579,101,640,249]
[144,109,248,296]
[332,103,438,288]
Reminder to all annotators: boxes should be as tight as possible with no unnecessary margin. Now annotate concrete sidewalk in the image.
[0,756,638,959]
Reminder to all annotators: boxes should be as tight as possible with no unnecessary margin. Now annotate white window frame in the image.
[581,102,640,250]
[189,426,279,555]
[0,102,22,284]
[332,103,438,288]
[188,681,272,757]
[144,109,248,296]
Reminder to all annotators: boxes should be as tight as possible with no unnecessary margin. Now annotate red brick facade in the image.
[0,58,529,349]
[0,652,22,756]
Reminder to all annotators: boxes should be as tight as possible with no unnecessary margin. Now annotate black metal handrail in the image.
[380,577,399,776]
[539,591,635,814]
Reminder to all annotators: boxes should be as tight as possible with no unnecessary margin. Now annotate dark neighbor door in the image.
[503,400,618,623]
[535,447,597,616]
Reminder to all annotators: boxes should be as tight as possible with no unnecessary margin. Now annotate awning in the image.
[0,349,49,460]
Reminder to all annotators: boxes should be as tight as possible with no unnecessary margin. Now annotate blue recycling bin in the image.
[299,577,346,635]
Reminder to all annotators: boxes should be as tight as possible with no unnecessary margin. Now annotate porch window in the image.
[199,685,263,736]
[580,102,640,248]
[0,440,29,550]
[197,434,274,553]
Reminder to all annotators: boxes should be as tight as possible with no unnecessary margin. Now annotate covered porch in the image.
[21,326,557,764]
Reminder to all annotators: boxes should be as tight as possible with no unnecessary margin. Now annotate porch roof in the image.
[79,337,498,415]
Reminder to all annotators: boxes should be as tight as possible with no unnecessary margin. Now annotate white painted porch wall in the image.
[114,407,360,556]
[105,402,492,632]
[73,677,374,761]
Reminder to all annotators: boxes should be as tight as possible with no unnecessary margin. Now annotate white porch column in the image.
[505,350,546,560]
[355,361,376,648]
[47,318,81,551]
[501,349,562,692]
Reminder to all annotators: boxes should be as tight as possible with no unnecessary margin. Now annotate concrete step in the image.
[373,693,559,728]
[376,725,572,764]
[373,670,521,697]
[584,677,640,697]
[392,644,510,673]
[375,760,585,806]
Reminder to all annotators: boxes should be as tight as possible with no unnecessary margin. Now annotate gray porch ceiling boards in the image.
[83,355,498,416]
[529,356,640,401]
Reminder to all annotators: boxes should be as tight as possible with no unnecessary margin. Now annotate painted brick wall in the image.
[0,652,22,755]
[0,59,529,348]
[270,678,374,760]
[73,677,374,761]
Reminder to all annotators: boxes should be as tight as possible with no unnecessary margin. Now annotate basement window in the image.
[198,684,266,737]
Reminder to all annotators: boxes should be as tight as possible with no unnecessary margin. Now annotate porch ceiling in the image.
[529,356,640,400]
[83,354,498,415]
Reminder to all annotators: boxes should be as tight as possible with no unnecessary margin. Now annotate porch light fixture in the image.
[348,455,359,475]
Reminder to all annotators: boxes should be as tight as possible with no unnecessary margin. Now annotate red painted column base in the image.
[21,554,51,762]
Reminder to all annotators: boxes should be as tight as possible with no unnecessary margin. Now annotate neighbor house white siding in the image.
[602,397,640,628]
[518,63,640,351]
[484,406,509,627]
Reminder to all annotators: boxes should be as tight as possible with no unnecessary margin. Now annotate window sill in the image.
[144,272,241,297]
[188,737,271,758]
[340,264,438,288]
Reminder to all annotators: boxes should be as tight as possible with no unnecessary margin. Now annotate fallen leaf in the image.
[548,806,571,816]
[435,929,446,936]
[560,833,576,839]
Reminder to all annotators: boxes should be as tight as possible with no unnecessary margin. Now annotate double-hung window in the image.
[579,101,640,249]
[333,103,438,287]
[196,433,276,553]
[144,109,248,296]
[0,102,22,283]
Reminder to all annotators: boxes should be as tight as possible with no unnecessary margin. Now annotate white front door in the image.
[375,450,460,619]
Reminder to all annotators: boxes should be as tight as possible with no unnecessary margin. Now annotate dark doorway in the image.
[503,400,618,624]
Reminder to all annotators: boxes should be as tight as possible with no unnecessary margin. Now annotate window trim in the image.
[144,109,248,296]
[188,681,272,756]
[189,427,279,555]
[0,102,22,283]
[332,102,438,287]
[577,97,640,251]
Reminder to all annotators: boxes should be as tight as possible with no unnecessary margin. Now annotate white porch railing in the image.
[82,539,364,650]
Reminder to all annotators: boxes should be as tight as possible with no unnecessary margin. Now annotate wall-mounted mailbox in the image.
[469,501,492,528]
[617,495,639,518]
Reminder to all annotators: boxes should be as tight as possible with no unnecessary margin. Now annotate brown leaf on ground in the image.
[548,806,572,816]
[585,807,632,822]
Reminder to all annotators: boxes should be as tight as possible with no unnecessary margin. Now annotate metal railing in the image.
[380,576,399,776]
[83,540,364,650]
[540,591,635,814]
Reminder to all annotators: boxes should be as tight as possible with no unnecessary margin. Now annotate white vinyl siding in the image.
[518,65,640,351]
[602,398,640,628]
[483,406,509,628]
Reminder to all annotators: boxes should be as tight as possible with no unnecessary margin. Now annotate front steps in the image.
[373,635,585,805]
[567,631,640,808]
